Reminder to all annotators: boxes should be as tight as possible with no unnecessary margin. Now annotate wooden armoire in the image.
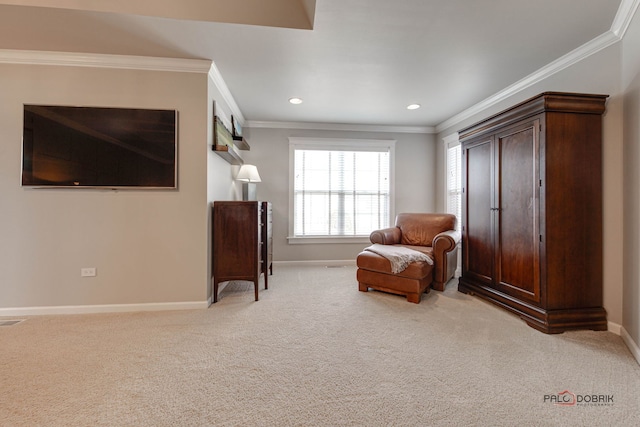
[457,92,608,334]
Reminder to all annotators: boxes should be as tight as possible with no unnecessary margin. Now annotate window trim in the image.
[288,137,396,244]
[443,132,462,277]
[443,132,461,224]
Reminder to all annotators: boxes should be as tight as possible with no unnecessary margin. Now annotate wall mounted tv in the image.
[22,105,178,189]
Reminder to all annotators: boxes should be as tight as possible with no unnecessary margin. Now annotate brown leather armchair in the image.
[357,213,460,303]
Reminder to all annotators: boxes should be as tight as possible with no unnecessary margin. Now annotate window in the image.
[289,138,395,243]
[444,133,461,229]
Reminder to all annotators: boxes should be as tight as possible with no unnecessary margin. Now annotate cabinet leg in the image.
[254,280,259,301]
[432,281,445,292]
[406,293,421,304]
[213,281,218,303]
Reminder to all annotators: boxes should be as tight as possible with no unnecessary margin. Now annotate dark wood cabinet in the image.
[212,201,273,302]
[458,92,608,333]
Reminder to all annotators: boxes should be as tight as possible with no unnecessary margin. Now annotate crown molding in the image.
[435,30,620,133]
[436,0,638,134]
[246,120,435,134]
[442,132,459,146]
[0,49,249,126]
[0,49,212,73]
[208,61,246,125]
[611,0,640,38]
[4,0,637,135]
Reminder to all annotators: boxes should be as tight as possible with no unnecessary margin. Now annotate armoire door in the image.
[462,136,494,286]
[494,119,541,304]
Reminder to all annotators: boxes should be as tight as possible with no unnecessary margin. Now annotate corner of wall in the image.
[621,326,640,365]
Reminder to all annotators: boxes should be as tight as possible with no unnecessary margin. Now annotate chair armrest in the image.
[369,227,402,245]
[432,229,461,254]
[431,229,461,290]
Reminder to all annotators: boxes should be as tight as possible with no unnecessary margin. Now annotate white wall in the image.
[622,8,640,356]
[436,41,625,327]
[0,62,232,313]
[241,127,436,262]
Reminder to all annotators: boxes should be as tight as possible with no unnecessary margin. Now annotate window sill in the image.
[287,236,371,245]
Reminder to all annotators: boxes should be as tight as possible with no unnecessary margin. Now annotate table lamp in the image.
[236,164,262,200]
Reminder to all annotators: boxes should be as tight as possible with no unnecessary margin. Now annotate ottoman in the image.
[356,249,434,303]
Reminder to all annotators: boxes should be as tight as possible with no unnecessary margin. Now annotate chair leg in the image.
[358,282,368,292]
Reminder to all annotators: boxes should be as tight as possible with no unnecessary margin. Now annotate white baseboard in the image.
[273,260,356,267]
[0,301,209,317]
[620,326,640,366]
[608,320,622,335]
[609,321,640,366]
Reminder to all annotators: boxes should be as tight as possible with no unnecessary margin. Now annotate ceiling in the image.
[0,0,628,130]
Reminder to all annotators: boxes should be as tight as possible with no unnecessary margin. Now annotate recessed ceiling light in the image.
[289,97,303,105]
[407,104,421,110]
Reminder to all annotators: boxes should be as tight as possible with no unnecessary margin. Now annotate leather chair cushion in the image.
[396,213,456,246]
[356,250,433,279]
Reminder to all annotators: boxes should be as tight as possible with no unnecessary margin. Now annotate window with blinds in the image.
[445,135,462,229]
[289,138,394,240]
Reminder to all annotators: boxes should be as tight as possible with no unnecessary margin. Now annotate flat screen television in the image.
[22,105,178,189]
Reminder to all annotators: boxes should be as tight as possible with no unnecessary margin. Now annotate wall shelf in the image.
[233,136,250,150]
[212,144,243,165]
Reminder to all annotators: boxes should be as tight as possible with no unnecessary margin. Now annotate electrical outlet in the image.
[81,267,97,277]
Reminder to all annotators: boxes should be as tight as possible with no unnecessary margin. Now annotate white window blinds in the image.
[290,139,393,238]
[445,136,462,229]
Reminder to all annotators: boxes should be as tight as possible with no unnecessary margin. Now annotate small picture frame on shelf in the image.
[214,116,234,148]
[231,115,243,140]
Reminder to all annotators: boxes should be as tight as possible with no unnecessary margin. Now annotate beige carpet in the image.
[1,265,638,426]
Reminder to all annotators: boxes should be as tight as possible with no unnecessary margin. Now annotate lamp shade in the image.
[236,164,262,182]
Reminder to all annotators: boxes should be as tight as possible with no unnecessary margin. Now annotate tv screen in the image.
[22,105,178,189]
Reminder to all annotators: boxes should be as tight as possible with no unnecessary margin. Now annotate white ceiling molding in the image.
[0,49,247,126]
[435,31,619,133]
[611,0,640,37]
[436,0,639,134]
[0,49,212,73]
[246,120,435,134]
[208,61,246,126]
[1,0,635,135]
[442,132,460,147]
[247,0,639,136]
